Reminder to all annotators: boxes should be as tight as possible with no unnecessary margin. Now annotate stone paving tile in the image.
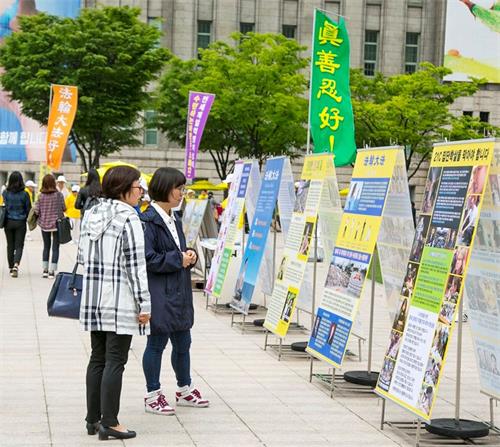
[2,235,497,447]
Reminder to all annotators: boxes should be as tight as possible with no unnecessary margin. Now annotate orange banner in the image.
[45,85,78,171]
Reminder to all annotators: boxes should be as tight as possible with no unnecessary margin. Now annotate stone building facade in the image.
[1,0,497,205]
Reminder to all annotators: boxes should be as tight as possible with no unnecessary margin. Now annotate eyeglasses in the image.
[131,186,144,193]
[176,186,186,194]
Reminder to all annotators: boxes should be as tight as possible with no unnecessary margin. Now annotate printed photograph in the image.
[490,173,500,206]
[401,262,419,299]
[276,256,287,281]
[450,246,469,275]
[430,323,450,362]
[468,165,488,195]
[234,256,249,301]
[392,297,409,333]
[421,167,441,214]
[378,357,396,392]
[344,180,364,212]
[423,355,442,387]
[464,275,499,315]
[280,290,297,323]
[410,215,431,262]
[444,274,462,304]
[426,226,456,249]
[438,301,457,325]
[477,347,500,376]
[475,218,500,253]
[457,195,480,246]
[293,180,310,213]
[311,314,321,339]
[385,330,403,360]
[418,383,435,415]
[325,254,369,299]
[298,221,314,257]
[326,322,337,345]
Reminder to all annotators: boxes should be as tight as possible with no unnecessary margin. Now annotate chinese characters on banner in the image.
[464,141,500,400]
[184,92,215,180]
[375,140,494,421]
[263,154,342,337]
[306,148,401,367]
[45,85,78,171]
[205,160,260,299]
[309,10,356,167]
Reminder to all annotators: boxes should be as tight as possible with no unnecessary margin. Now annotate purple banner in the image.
[184,91,215,180]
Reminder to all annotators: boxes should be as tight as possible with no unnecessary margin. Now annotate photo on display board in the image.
[477,346,500,376]
[418,383,435,415]
[378,357,396,392]
[280,290,297,323]
[464,275,500,315]
[276,256,287,281]
[475,218,500,253]
[385,329,403,360]
[311,315,321,339]
[234,257,249,301]
[392,297,409,333]
[438,301,457,325]
[421,167,442,214]
[489,173,500,205]
[325,254,368,299]
[298,222,314,257]
[467,165,488,195]
[430,323,450,363]
[401,262,419,299]
[457,195,480,246]
[444,274,462,304]
[293,180,310,213]
[326,322,337,345]
[450,246,469,275]
[426,225,457,249]
[344,180,364,212]
[423,355,442,387]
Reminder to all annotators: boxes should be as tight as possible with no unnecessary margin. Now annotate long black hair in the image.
[84,168,102,197]
[6,171,25,193]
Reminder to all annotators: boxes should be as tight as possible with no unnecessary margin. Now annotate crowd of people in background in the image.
[1,166,212,441]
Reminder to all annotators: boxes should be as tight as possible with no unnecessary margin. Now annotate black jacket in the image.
[140,206,194,334]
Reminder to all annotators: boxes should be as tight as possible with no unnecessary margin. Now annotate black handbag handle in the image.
[69,263,80,293]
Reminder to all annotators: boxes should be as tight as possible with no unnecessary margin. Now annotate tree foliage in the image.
[350,63,498,179]
[0,6,170,171]
[156,32,309,180]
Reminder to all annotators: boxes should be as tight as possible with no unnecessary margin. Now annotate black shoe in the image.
[98,425,136,440]
[86,422,100,435]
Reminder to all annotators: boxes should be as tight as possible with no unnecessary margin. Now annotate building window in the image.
[282,24,296,39]
[144,110,158,146]
[463,111,473,117]
[479,111,490,123]
[197,20,212,54]
[240,22,255,34]
[147,16,162,48]
[405,32,419,74]
[364,30,379,76]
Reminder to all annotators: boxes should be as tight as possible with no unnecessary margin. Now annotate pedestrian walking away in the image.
[2,171,31,278]
[75,168,102,221]
[77,165,151,441]
[33,174,66,279]
[141,167,209,417]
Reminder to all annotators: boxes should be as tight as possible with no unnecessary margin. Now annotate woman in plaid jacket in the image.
[77,166,151,441]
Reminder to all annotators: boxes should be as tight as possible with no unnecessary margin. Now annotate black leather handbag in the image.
[47,264,82,319]
[56,216,72,244]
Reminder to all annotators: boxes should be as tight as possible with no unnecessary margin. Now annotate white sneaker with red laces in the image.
[144,389,175,415]
[176,385,209,408]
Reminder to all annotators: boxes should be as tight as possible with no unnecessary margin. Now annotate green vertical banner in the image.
[309,10,356,166]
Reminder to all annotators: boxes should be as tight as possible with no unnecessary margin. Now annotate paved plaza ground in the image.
[0,233,498,446]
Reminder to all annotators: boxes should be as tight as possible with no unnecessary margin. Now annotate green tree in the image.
[350,63,498,179]
[156,32,309,180]
[0,6,170,171]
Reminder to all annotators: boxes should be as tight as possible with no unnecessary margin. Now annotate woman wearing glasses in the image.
[141,167,209,416]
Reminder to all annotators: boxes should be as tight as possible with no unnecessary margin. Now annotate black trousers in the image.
[41,230,60,265]
[4,219,27,269]
[86,331,132,427]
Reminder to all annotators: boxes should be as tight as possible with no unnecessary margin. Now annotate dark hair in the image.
[149,167,186,202]
[41,174,57,193]
[102,166,141,200]
[6,171,24,193]
[84,168,102,197]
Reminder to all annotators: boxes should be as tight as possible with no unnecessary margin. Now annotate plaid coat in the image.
[77,199,151,335]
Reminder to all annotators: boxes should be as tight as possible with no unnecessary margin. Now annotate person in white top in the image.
[56,175,70,199]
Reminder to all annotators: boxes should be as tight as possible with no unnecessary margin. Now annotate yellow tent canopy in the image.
[83,161,152,184]
[188,180,227,191]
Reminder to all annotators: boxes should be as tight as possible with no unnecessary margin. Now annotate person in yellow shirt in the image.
[25,180,37,204]
[198,189,208,200]
[65,185,81,243]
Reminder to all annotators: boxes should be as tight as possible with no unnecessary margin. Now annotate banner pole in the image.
[311,219,318,330]
[367,250,377,374]
[306,9,317,155]
[455,297,463,421]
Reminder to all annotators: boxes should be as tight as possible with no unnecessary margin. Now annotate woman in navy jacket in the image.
[141,167,209,415]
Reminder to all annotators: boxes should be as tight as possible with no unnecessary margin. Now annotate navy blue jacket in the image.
[2,190,31,221]
[141,206,194,334]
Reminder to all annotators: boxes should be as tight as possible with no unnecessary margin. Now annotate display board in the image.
[263,153,342,337]
[183,199,209,248]
[464,140,500,400]
[205,160,260,299]
[306,147,402,367]
[377,153,415,319]
[231,157,294,314]
[375,139,495,421]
